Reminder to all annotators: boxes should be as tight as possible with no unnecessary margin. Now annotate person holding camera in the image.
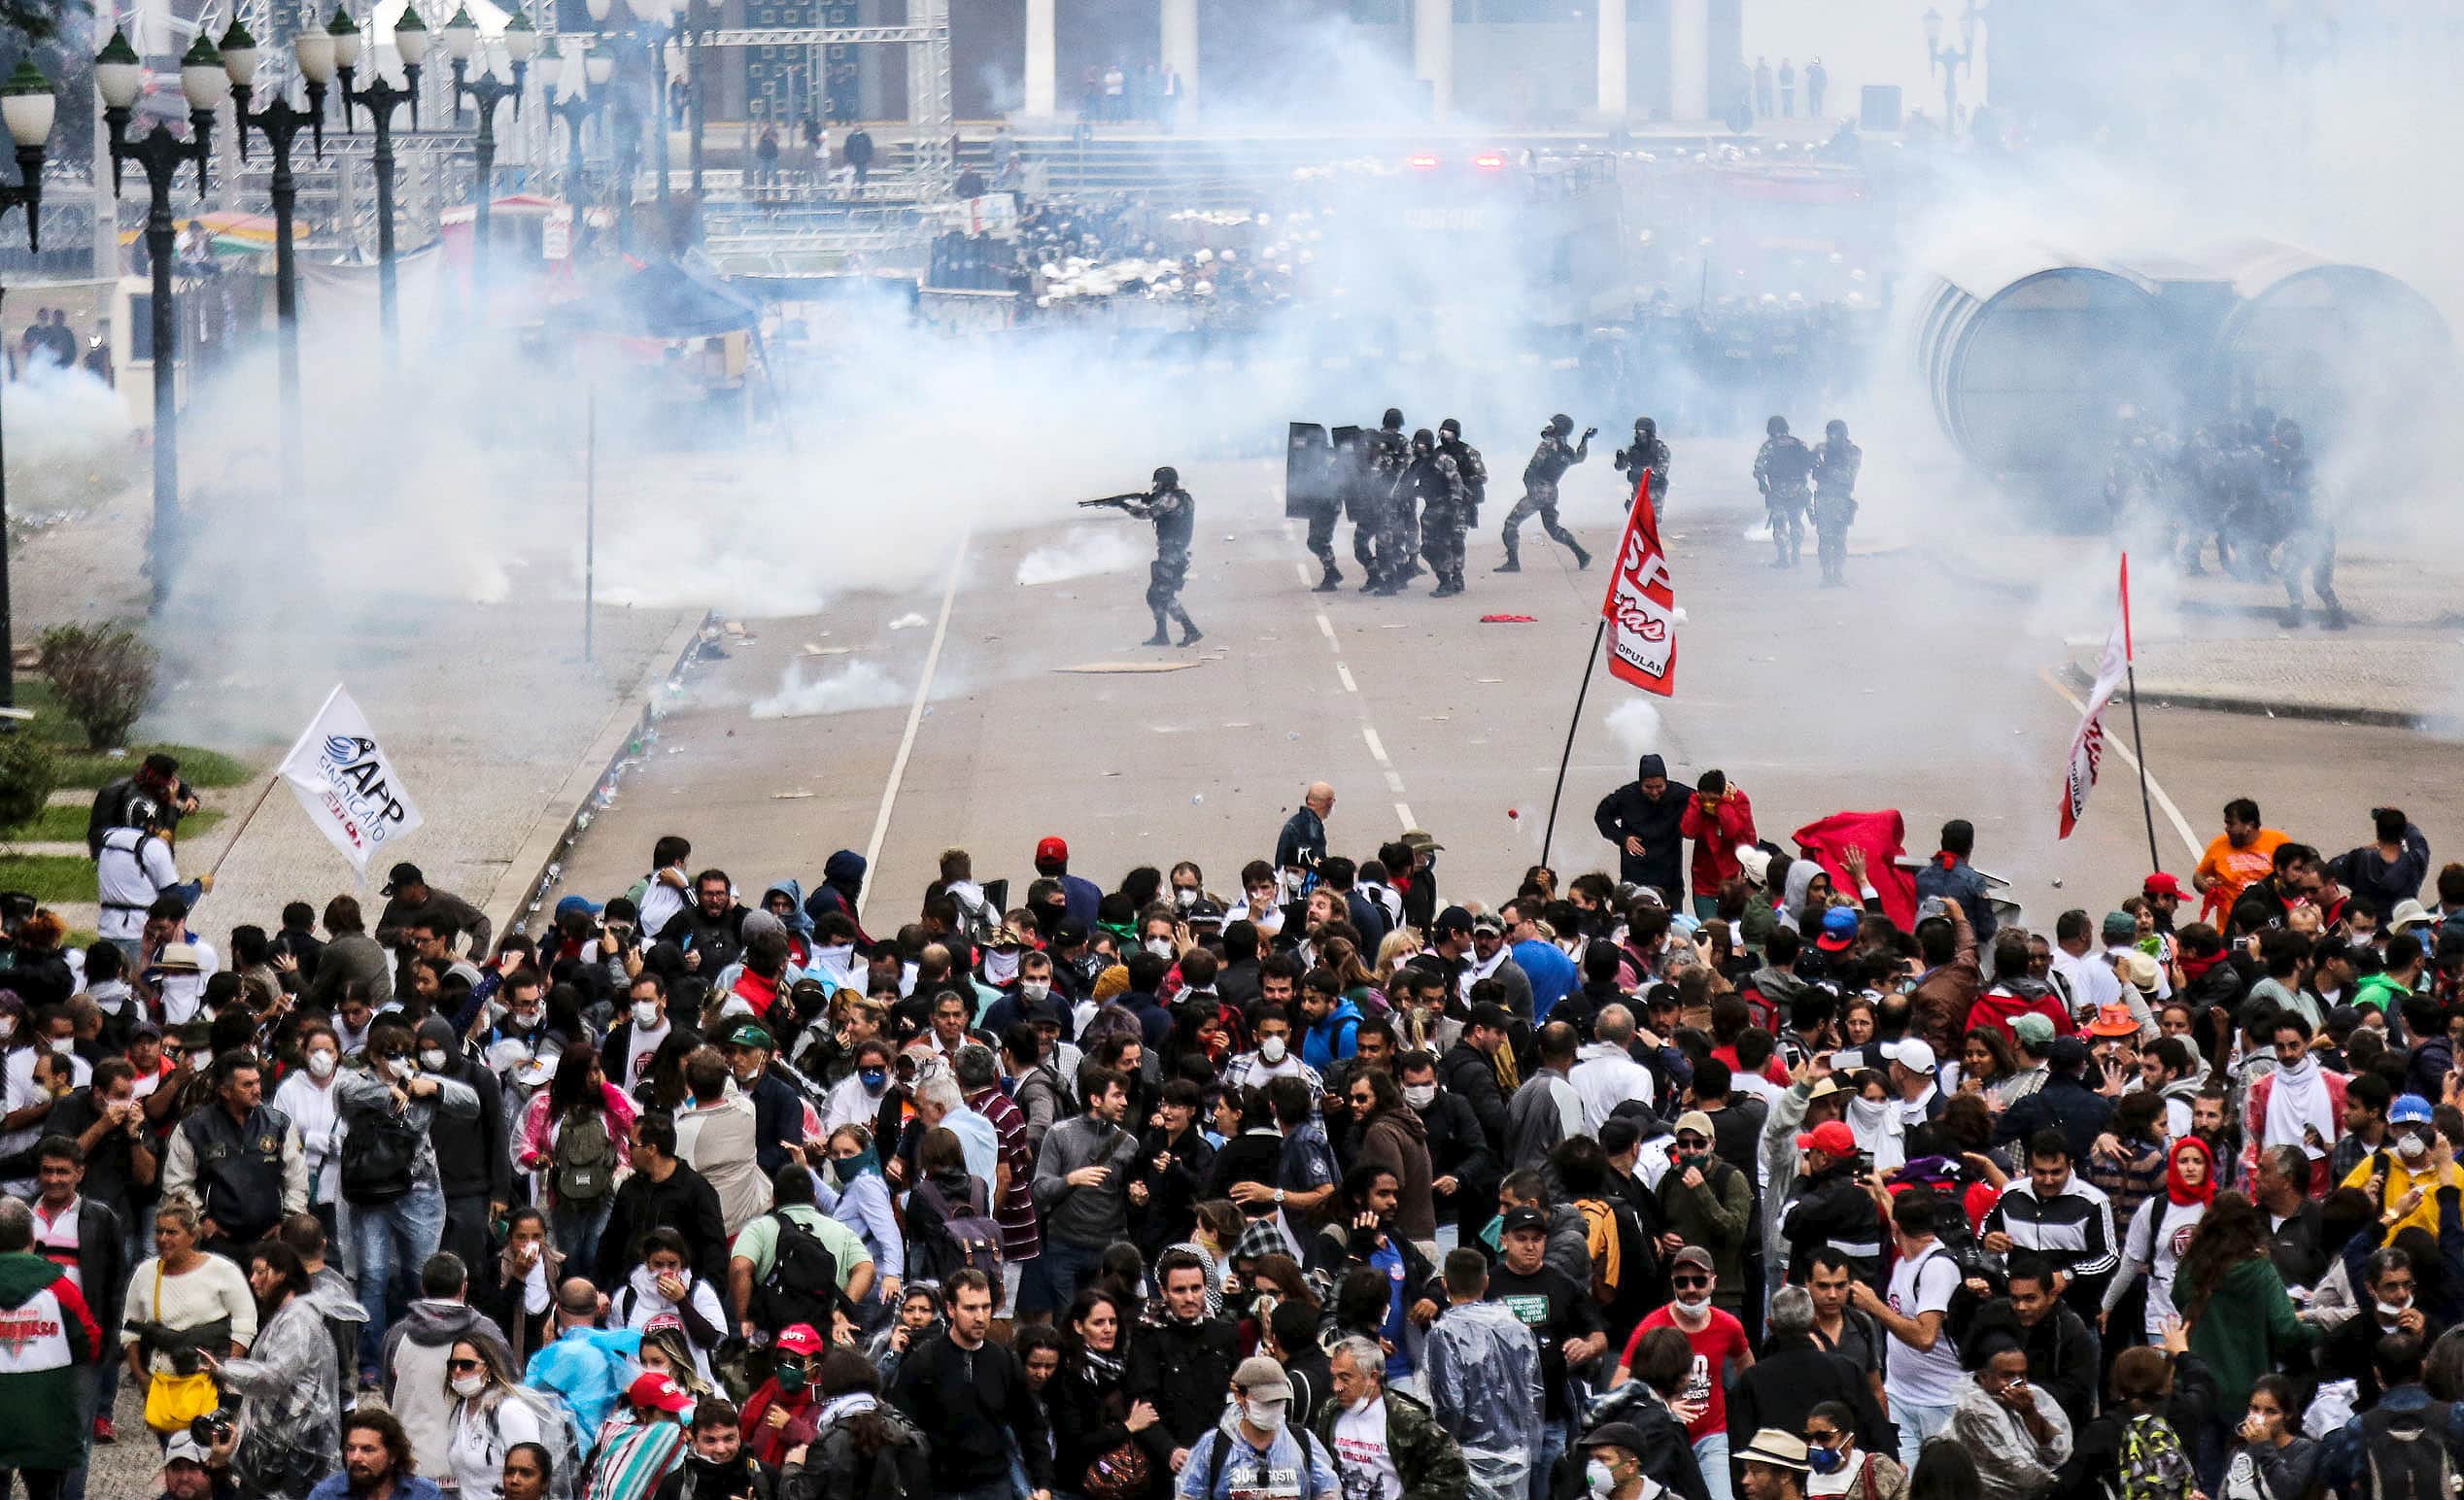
[205,1241,342,1500]
[154,1429,240,1500]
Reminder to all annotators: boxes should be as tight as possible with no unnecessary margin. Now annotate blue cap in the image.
[2393,1093,2436,1126]
[1815,905,1861,952]
[556,894,603,920]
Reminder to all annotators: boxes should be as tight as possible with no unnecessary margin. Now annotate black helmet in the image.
[1766,415,1790,437]
[1438,417,1461,438]
[1382,407,1405,430]
[1550,414,1574,437]
[1412,427,1435,452]
[1825,419,1848,440]
[1635,417,1657,440]
[1151,465,1179,489]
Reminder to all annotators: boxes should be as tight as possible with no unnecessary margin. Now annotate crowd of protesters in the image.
[6,767,2464,1500]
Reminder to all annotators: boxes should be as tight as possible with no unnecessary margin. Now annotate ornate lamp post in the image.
[1923,4,1983,135]
[97,26,224,612]
[0,59,54,705]
[444,6,534,305]
[338,3,426,354]
[224,17,330,505]
[544,41,612,224]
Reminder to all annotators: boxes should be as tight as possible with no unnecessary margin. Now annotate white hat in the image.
[1883,1038,1936,1074]
[1735,845,1773,887]
[164,1432,211,1467]
[2390,899,2435,933]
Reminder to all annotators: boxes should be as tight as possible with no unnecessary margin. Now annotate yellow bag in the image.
[144,1369,221,1433]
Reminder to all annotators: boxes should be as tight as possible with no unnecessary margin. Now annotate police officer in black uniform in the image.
[2272,420,2345,631]
[1121,465,1203,647]
[1403,428,1470,597]
[1809,419,1863,587]
[1437,417,1487,528]
[1753,415,1815,568]
[1358,408,1410,592]
[1498,414,1594,571]
[1614,417,1670,518]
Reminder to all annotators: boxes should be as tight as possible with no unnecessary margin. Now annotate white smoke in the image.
[750,659,911,719]
[1603,699,1664,764]
[1014,527,1147,586]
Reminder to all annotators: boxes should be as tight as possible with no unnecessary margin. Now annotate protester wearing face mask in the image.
[823,1040,901,1139]
[1801,1401,1904,1500]
[1578,1416,1705,1500]
[813,1124,904,1326]
[2219,1375,2316,1500]
[443,1336,553,1500]
[1618,1245,1751,1500]
[2338,1093,2460,1242]
[2317,1244,2439,1409]
[737,1322,825,1467]
[271,1021,349,1219]
[517,1044,637,1269]
[1178,1356,1340,1500]
[1312,1334,1468,1500]
[1220,1006,1324,1095]
[602,976,676,1098]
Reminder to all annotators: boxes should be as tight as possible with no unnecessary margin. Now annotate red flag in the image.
[1791,810,1919,931]
[1599,469,1675,697]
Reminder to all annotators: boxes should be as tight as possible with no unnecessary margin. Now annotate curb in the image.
[481,610,715,941]
[2056,660,2443,733]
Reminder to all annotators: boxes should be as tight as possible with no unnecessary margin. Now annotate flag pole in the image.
[2119,552,2162,871]
[206,772,286,881]
[1541,617,1608,870]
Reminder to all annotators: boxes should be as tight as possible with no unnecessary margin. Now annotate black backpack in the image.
[340,1108,421,1206]
[751,1209,848,1333]
[2359,1401,2460,1500]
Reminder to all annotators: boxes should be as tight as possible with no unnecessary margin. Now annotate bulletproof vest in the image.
[1524,436,1575,486]
[1152,488,1195,551]
[180,1103,293,1237]
[1440,439,1486,501]
[1404,453,1456,506]
[1370,428,1410,475]
[1761,436,1815,488]
[1813,439,1861,493]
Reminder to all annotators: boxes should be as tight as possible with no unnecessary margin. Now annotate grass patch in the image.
[1,803,223,843]
[8,679,256,790]
[0,854,100,904]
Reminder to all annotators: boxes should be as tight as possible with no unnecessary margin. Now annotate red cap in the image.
[775,1323,823,1356]
[627,1373,694,1414]
[1797,1120,1858,1157]
[2143,872,2186,899]
[1036,835,1069,868]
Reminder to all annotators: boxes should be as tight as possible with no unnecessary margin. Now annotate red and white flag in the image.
[1600,469,1675,697]
[2058,555,2135,839]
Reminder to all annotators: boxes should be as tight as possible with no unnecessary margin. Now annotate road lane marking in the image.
[2036,665,2201,860]
[1395,801,1416,828]
[1361,726,1389,766]
[1317,614,1337,640]
[1336,663,1357,694]
[859,529,970,913]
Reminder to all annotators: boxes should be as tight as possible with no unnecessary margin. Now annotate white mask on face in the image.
[985,951,1021,985]
[2399,1133,2429,1162]
[451,1373,488,1399]
[511,1007,543,1030]
[1019,980,1051,1003]
[633,1001,663,1030]
[1176,888,1198,908]
[1243,1398,1286,1431]
[1258,1035,1288,1065]
[307,1050,338,1080]
[421,1047,449,1073]
[2378,1296,2413,1320]
[1402,1083,1438,1109]
[1588,1460,1617,1498]
[49,1038,73,1055]
[1146,937,1175,960]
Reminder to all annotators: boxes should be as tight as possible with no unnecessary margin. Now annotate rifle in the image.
[1077,492,1146,511]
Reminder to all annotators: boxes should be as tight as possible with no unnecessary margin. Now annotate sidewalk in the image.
[9,487,701,936]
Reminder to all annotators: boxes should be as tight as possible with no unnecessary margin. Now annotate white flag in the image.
[2058,614,2130,840]
[278,685,425,873]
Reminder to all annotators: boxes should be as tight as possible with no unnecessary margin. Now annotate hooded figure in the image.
[804,851,871,944]
[1592,754,1693,903]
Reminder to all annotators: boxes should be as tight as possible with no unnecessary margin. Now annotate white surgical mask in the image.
[1588,1460,1617,1498]
[1175,888,1198,909]
[2378,1296,2413,1320]
[1346,1395,1376,1415]
[307,1050,338,1080]
[421,1047,449,1072]
[1258,1035,1287,1064]
[1146,937,1175,960]
[1019,980,1051,1003]
[633,1001,663,1030]
[49,1038,73,1055]
[511,1006,543,1029]
[450,1373,488,1399]
[2399,1133,2429,1161]
[1243,1398,1286,1431]
[1402,1083,1438,1109]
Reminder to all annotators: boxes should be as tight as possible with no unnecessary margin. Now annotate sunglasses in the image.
[447,1358,486,1373]
[1806,1432,1841,1447]
[1671,1276,1711,1289]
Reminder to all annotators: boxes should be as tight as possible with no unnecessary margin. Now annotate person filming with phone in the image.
[1947,1332,2073,1500]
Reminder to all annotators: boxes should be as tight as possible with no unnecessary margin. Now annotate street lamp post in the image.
[0,59,55,707]
[445,7,534,308]
[1922,4,1982,134]
[225,17,329,508]
[545,43,612,224]
[585,0,675,251]
[338,4,427,355]
[97,27,224,614]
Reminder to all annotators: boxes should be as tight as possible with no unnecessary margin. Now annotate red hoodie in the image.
[1965,985,2074,1044]
[1678,788,1759,898]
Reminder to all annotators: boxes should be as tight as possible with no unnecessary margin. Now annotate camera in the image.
[189,1412,236,1449]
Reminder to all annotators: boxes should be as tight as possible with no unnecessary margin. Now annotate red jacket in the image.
[1965,987,2074,1045]
[1678,789,1759,898]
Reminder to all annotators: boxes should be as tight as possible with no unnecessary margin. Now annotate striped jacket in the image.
[0,1249,101,1473]
[1980,1174,2120,1284]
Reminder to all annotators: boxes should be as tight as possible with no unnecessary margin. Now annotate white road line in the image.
[1293,562,1314,587]
[859,529,970,915]
[1361,726,1389,765]
[1395,801,1416,829]
[2037,666,2201,860]
[1336,663,1358,694]
[1317,614,1337,640]
[1385,770,1407,793]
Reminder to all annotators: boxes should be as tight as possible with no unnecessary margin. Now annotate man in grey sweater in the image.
[1025,1065,1141,1317]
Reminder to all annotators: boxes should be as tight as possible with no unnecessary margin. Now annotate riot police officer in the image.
[2272,421,2345,630]
[1404,428,1470,597]
[1614,416,1670,517]
[1498,414,1594,571]
[1753,415,1815,568]
[1358,407,1410,592]
[1121,465,1202,647]
[1437,417,1487,529]
[1809,418,1863,587]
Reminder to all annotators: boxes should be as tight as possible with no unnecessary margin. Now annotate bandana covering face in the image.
[2166,1136,2216,1207]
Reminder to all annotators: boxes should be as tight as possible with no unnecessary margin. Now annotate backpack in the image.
[2118,1413,2198,1500]
[907,1177,1004,1285]
[340,1108,421,1206]
[1575,1197,1624,1307]
[1203,1423,1328,1500]
[552,1108,617,1205]
[2358,1401,2461,1500]
[751,1209,848,1333]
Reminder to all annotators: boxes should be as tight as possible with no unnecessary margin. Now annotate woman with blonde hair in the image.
[1373,928,1424,990]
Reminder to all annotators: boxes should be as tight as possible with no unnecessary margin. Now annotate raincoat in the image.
[526,1323,644,1454]
[1423,1298,1543,1500]
[222,1291,344,1500]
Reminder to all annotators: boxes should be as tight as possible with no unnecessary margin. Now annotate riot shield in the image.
[1285,422,1339,520]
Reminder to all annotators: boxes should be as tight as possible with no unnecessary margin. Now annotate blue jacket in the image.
[1302,997,1362,1073]
[1915,855,1999,952]
[525,1324,643,1453]
[1513,939,1579,1021]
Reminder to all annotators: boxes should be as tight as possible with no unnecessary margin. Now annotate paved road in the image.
[545,443,2464,936]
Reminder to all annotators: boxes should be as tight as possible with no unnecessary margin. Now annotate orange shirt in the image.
[2195,828,2285,918]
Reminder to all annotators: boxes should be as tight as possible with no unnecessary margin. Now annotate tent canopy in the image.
[549,260,761,340]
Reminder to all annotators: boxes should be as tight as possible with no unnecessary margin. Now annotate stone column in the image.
[1413,0,1452,120]
[1669,0,1708,120]
[1023,0,1057,119]
[1160,0,1198,115]
[1596,0,1626,120]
